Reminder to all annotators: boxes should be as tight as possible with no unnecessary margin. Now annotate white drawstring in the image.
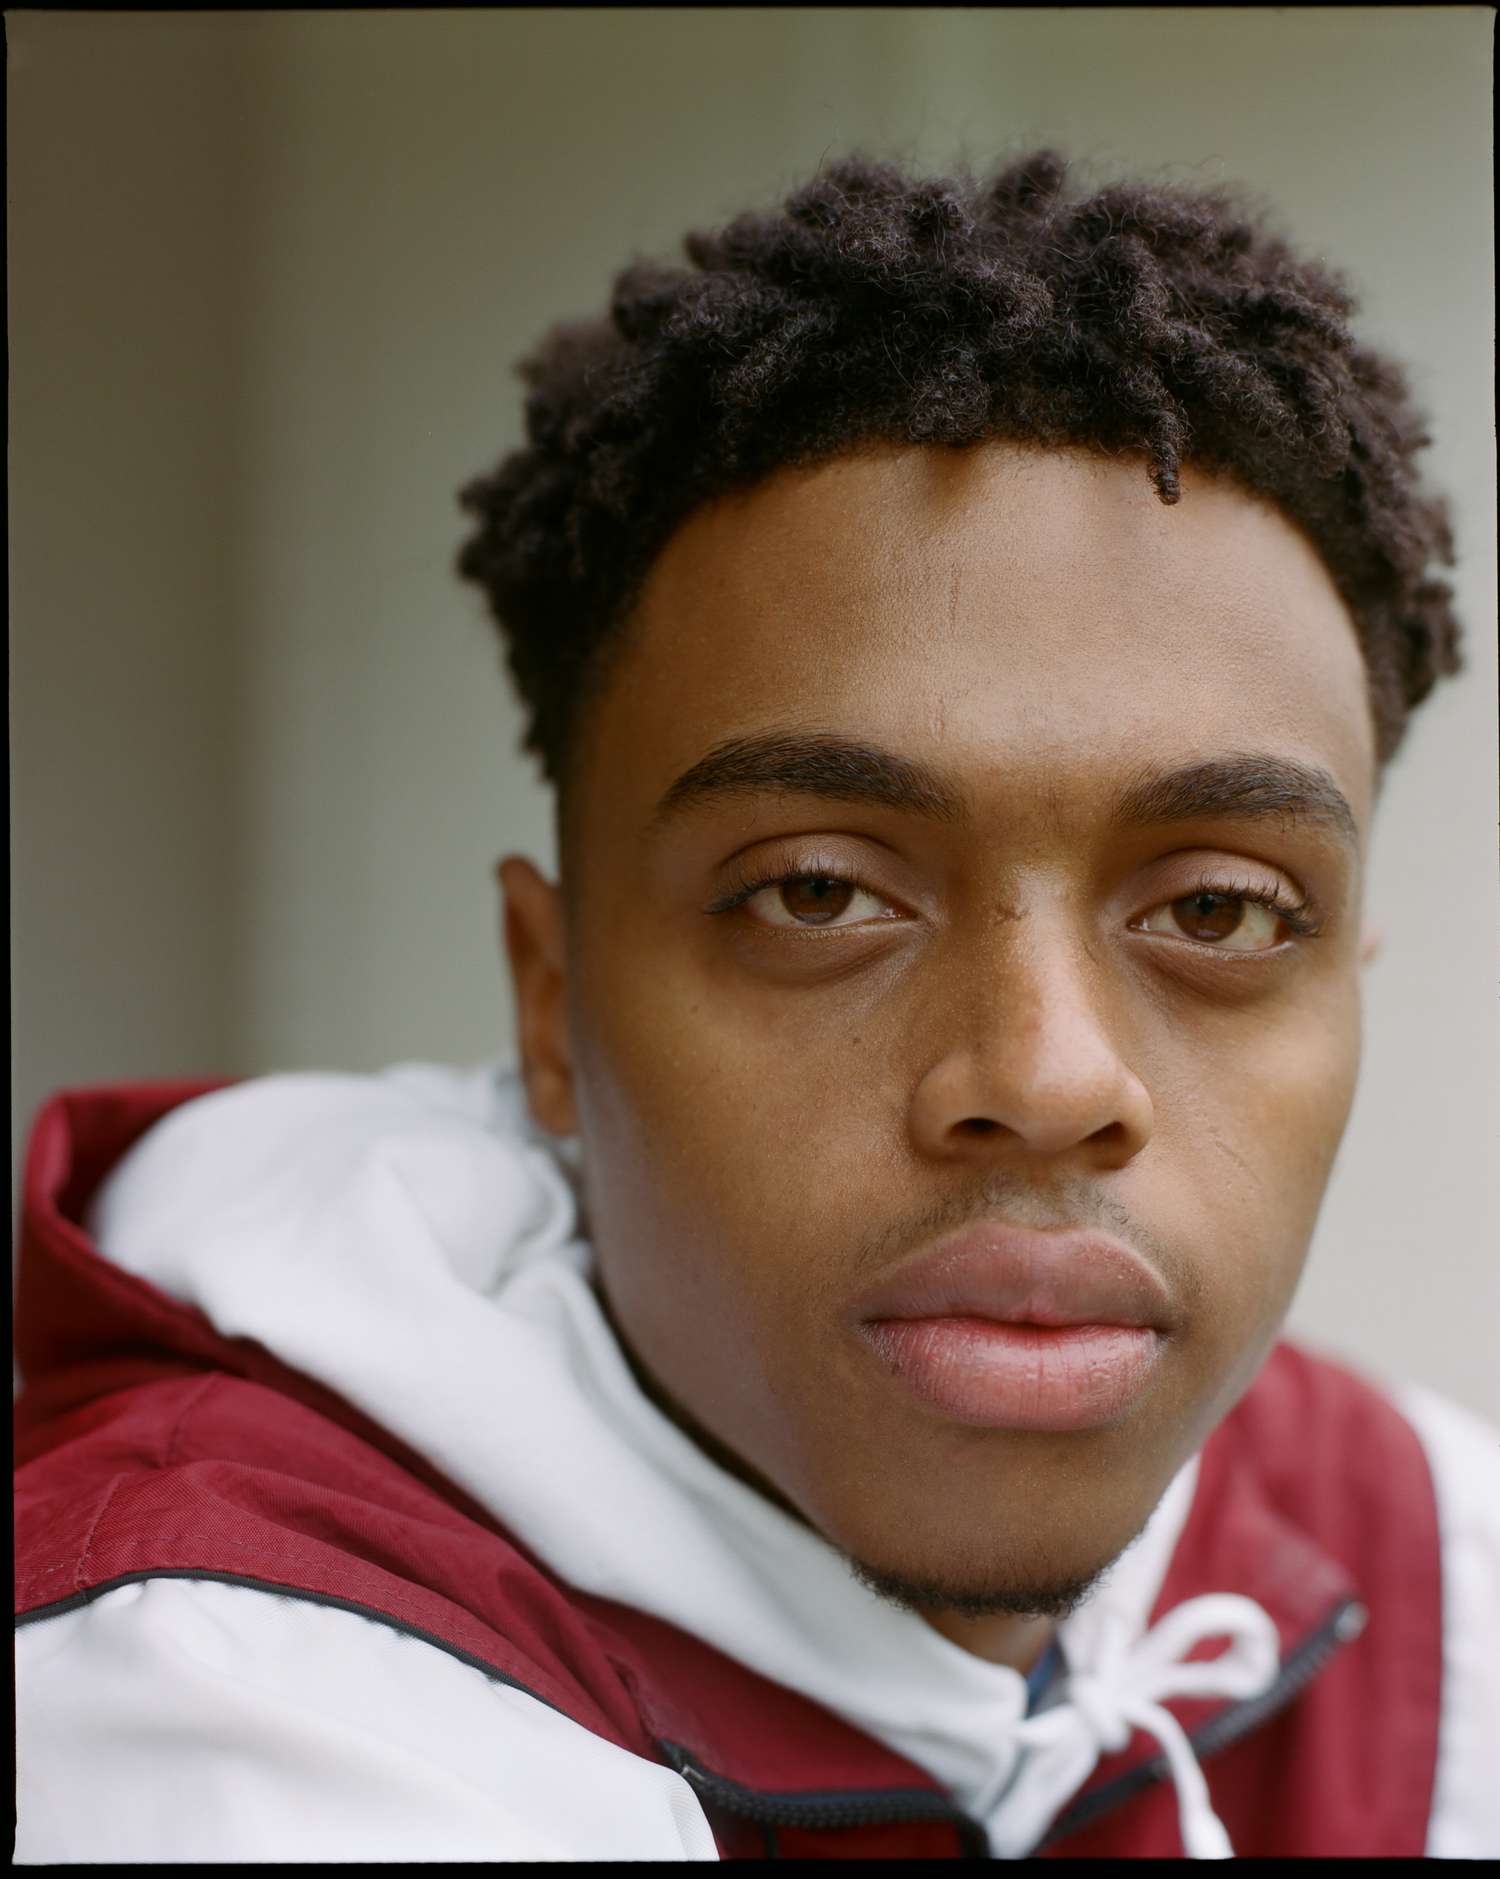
[1013,1593,1282,1858]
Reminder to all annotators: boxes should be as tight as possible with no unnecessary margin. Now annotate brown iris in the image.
[1171,891,1254,943]
[779,876,856,924]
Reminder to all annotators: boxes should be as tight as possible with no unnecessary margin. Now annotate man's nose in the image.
[906,927,1154,1169]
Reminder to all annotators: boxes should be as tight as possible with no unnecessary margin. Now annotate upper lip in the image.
[854,1223,1175,1333]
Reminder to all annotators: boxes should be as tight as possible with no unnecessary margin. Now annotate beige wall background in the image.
[10,8,1497,1421]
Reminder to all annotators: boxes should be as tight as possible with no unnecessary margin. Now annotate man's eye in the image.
[1135,890,1294,952]
[743,874,898,929]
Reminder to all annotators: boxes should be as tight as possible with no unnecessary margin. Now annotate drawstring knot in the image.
[1016,1592,1281,1858]
[1061,1668,1135,1755]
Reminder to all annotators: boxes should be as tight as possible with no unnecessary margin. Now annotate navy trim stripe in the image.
[15,1568,568,1720]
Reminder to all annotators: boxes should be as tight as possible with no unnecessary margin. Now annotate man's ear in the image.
[497,855,578,1137]
[1358,921,1382,969]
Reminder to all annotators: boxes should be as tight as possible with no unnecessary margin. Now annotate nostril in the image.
[956,1117,1001,1136]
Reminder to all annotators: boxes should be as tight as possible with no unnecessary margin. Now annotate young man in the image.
[14,152,1496,1859]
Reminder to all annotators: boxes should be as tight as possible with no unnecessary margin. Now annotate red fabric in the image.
[14,1080,1444,1858]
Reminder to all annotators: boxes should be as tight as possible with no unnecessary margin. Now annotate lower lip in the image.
[862,1317,1165,1431]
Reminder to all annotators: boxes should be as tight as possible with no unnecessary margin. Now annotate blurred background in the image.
[9,8,1496,1419]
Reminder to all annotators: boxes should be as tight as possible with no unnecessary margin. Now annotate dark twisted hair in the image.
[456,150,1462,793]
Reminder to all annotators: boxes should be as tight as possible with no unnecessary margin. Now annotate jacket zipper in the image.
[1032,1592,1369,1851]
[658,1740,991,1856]
[659,1593,1366,1860]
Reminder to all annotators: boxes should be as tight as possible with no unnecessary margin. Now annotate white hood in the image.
[85,1059,1282,1858]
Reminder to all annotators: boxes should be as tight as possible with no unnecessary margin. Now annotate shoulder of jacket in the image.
[15,1366,655,1757]
[15,1576,719,1862]
[1386,1378,1500,1557]
[1220,1336,1442,1501]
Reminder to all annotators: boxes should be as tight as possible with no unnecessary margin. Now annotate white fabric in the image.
[15,1578,718,1863]
[1388,1380,1500,1858]
[13,1060,1499,1860]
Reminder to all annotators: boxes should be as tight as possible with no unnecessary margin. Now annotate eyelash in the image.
[708,866,1322,940]
[1174,872,1322,939]
[706,860,860,917]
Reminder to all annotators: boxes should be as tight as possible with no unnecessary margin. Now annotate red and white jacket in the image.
[14,1065,1500,1860]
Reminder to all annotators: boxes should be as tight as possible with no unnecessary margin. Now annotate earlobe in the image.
[497,855,578,1137]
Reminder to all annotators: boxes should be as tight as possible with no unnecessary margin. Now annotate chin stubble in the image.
[844,1551,1117,1623]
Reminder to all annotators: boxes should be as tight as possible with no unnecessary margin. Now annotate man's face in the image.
[507,440,1375,1642]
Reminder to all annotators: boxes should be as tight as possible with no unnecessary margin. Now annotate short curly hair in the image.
[456,149,1462,794]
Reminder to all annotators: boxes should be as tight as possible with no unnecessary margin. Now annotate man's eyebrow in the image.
[652,731,966,826]
[1111,754,1361,852]
[652,735,1359,853]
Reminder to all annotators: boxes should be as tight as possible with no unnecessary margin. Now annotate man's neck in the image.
[592,1272,1060,1678]
[921,1605,1058,1677]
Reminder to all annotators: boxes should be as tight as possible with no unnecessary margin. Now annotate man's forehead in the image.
[643,437,1306,597]
[578,442,1378,834]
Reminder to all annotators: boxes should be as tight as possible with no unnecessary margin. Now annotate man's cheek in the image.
[1252,1000,1363,1239]
[1173,1053,1361,1426]
[587,967,853,1162]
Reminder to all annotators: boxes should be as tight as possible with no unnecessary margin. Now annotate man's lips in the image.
[853,1223,1176,1332]
[851,1224,1175,1431]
